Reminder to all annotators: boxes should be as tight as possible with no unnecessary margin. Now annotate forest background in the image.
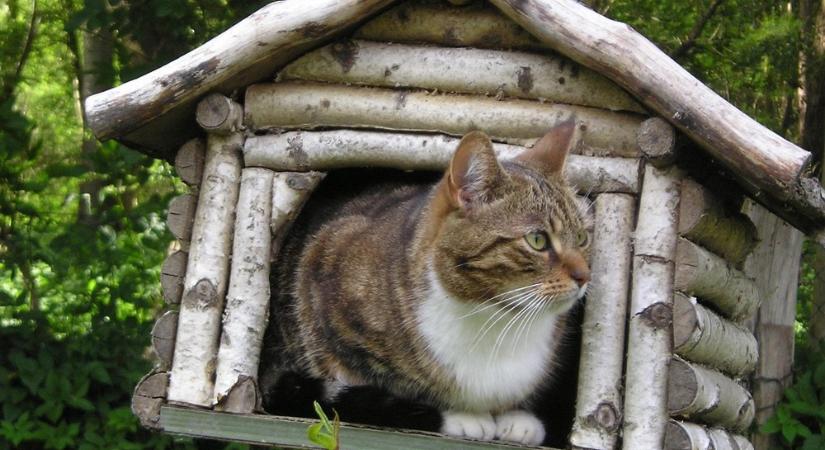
[1,0,824,449]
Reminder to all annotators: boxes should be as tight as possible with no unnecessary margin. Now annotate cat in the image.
[258,118,591,447]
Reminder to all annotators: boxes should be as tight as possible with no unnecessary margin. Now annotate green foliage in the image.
[761,345,825,450]
[307,401,340,450]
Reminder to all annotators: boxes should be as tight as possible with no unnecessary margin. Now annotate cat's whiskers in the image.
[458,283,541,320]
[514,294,556,354]
[489,294,545,364]
[510,294,549,354]
[468,290,538,352]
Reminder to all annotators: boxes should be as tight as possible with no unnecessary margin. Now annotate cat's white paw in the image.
[441,411,496,441]
[494,410,546,446]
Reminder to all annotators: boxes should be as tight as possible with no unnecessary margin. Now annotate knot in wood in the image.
[184,278,218,310]
[585,401,620,431]
[639,302,672,329]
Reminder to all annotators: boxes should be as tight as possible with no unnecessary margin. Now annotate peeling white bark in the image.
[244,82,644,156]
[280,40,644,113]
[665,421,753,450]
[243,130,639,193]
[668,357,755,432]
[623,165,682,450]
[673,292,758,377]
[168,132,243,407]
[570,194,635,450]
[213,168,274,410]
[675,238,761,323]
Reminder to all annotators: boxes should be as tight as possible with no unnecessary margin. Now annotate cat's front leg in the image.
[494,410,546,446]
[441,411,496,441]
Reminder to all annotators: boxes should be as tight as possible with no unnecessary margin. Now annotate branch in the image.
[1,0,40,103]
[671,0,725,60]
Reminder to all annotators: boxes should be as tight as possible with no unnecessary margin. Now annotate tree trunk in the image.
[799,0,825,352]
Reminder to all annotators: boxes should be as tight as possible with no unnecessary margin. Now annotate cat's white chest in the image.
[418,271,560,412]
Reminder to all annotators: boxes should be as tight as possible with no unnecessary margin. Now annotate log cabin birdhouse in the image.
[85,0,825,449]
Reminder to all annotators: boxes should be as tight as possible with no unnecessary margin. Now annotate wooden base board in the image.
[160,406,559,449]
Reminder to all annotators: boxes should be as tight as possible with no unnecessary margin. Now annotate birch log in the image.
[665,421,754,450]
[675,238,761,323]
[175,138,206,186]
[196,93,243,135]
[678,178,757,267]
[489,0,810,203]
[84,0,395,140]
[244,82,644,155]
[132,371,169,430]
[355,0,544,51]
[270,172,325,257]
[673,293,758,377]
[168,132,243,407]
[243,130,640,193]
[214,168,274,412]
[280,40,644,114]
[161,250,188,305]
[668,357,755,432]
[570,194,635,450]
[151,310,179,369]
[622,165,682,450]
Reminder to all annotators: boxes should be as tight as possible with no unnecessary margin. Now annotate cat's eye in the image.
[577,230,590,248]
[525,231,549,251]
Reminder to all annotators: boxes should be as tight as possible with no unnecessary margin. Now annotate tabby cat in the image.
[259,118,591,446]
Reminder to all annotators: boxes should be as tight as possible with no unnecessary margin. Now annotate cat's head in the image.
[430,118,591,313]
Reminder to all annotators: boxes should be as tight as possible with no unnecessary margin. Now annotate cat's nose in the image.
[562,252,590,287]
[570,267,591,287]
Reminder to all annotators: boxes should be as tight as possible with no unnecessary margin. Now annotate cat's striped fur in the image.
[259,119,590,446]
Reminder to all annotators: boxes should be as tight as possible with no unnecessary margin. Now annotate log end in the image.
[583,401,621,432]
[664,421,693,450]
[151,310,179,369]
[672,292,698,350]
[161,251,188,305]
[175,138,206,185]
[215,376,262,414]
[196,93,242,134]
[637,117,676,167]
[132,371,169,430]
[667,358,698,414]
[167,194,197,242]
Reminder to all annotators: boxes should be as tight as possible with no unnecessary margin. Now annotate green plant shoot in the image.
[307,401,341,450]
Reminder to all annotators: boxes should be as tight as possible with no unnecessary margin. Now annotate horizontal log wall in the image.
[667,357,754,432]
[675,238,761,322]
[672,293,757,377]
[678,178,757,267]
[666,421,753,450]
[244,130,639,193]
[280,40,644,113]
[244,82,644,156]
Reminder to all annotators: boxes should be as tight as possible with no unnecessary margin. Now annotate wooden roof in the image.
[84,0,825,245]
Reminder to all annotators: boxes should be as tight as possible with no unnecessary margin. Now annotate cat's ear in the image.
[447,131,503,209]
[519,117,581,176]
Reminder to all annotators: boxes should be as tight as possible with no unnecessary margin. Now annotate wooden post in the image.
[168,96,243,407]
[244,81,644,155]
[742,201,804,450]
[570,193,635,450]
[622,164,681,450]
[213,168,274,412]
